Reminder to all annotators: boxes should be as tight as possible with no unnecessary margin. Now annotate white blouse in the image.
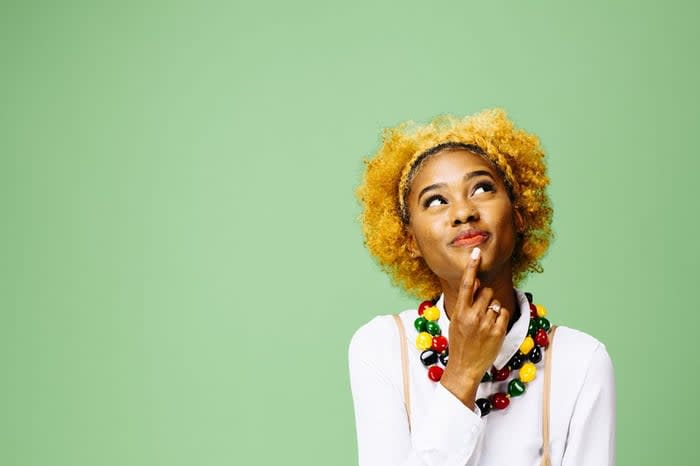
[348,290,615,466]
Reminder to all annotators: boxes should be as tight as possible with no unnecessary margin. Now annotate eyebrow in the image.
[417,170,495,202]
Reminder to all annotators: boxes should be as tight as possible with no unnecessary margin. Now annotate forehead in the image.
[409,148,499,189]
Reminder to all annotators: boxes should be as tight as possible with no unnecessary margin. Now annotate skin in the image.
[405,148,525,409]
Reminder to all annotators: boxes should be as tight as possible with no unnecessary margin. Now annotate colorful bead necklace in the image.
[414,292,552,416]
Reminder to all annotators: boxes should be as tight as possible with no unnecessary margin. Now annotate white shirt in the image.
[348,290,615,466]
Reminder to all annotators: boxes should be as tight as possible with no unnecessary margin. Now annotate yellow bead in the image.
[423,306,440,322]
[519,362,537,383]
[416,332,433,350]
[519,336,535,355]
[536,304,547,318]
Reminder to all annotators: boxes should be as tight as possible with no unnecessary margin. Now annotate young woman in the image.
[349,109,615,466]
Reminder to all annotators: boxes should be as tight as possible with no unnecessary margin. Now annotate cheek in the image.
[411,223,451,270]
[410,214,443,245]
[414,225,441,251]
[488,206,518,246]
[501,217,518,253]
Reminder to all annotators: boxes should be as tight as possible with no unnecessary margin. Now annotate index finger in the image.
[456,247,481,310]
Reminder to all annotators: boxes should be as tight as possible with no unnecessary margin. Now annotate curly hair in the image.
[356,108,553,299]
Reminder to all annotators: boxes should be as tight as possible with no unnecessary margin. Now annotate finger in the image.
[483,299,500,327]
[473,279,480,301]
[473,286,494,317]
[457,247,482,310]
[492,305,512,335]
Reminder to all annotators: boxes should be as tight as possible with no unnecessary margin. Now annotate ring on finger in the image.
[487,302,502,314]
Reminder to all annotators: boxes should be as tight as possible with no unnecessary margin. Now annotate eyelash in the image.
[423,195,447,208]
[422,182,496,208]
[474,181,496,195]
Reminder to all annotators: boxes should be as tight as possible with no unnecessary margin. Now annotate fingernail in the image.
[471,247,481,260]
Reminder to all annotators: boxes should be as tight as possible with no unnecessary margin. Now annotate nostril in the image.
[452,207,478,226]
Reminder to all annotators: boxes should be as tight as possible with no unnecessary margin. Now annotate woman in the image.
[349,109,615,466]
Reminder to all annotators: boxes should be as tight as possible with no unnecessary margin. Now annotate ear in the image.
[406,227,422,259]
[514,208,525,232]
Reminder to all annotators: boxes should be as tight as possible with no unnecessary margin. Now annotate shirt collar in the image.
[434,288,530,370]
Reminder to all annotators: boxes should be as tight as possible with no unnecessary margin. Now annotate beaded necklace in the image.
[414,292,552,416]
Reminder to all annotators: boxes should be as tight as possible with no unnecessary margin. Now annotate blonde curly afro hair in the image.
[356,108,553,300]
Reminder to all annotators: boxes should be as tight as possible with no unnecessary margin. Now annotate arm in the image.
[348,327,485,466]
[561,343,616,466]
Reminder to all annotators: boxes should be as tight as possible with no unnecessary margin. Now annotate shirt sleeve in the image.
[561,343,616,466]
[348,323,485,466]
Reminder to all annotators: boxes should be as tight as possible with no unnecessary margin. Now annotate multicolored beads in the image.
[415,301,451,383]
[415,292,554,417]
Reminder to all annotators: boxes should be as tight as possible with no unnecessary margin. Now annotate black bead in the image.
[438,350,449,366]
[481,371,492,383]
[525,292,533,304]
[528,346,543,364]
[508,351,525,370]
[420,349,438,367]
[476,398,492,417]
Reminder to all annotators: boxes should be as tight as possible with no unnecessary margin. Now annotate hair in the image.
[356,108,553,299]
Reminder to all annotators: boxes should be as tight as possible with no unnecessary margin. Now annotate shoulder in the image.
[552,326,604,354]
[553,326,611,360]
[348,309,415,365]
[552,326,614,386]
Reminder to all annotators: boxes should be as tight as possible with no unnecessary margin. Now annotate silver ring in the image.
[487,302,501,314]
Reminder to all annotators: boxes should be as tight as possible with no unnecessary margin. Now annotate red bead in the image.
[431,335,448,352]
[418,300,434,316]
[529,303,538,319]
[492,366,510,381]
[535,328,549,348]
[490,392,510,410]
[427,365,444,381]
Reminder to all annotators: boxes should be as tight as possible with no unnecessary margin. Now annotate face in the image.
[405,148,521,284]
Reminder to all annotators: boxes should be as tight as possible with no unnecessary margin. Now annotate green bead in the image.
[414,316,427,332]
[508,378,526,397]
[528,319,538,337]
[481,372,492,383]
[537,317,551,332]
[426,321,442,336]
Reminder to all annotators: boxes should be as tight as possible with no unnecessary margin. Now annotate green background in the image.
[3,1,698,465]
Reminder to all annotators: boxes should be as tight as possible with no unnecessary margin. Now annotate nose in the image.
[451,199,479,226]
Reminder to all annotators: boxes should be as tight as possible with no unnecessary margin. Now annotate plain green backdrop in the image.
[2,1,699,465]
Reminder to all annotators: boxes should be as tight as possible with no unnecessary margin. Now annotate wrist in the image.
[440,368,480,410]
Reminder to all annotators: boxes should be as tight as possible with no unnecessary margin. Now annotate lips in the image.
[450,230,490,247]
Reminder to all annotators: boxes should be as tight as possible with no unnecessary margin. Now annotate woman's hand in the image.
[439,248,511,410]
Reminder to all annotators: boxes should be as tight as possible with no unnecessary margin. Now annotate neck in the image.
[441,270,520,331]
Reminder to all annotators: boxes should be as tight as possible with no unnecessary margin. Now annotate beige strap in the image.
[540,325,558,466]
[392,314,412,430]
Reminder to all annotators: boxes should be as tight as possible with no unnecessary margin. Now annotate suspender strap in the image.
[392,314,412,430]
[541,325,558,466]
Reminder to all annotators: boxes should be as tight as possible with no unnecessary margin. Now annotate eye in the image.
[424,195,447,208]
[472,181,495,196]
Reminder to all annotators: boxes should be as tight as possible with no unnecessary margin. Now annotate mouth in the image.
[450,230,490,247]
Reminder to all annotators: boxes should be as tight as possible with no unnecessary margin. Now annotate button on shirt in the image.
[348,290,615,466]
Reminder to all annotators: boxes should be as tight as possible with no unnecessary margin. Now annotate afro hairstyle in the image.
[356,108,553,299]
